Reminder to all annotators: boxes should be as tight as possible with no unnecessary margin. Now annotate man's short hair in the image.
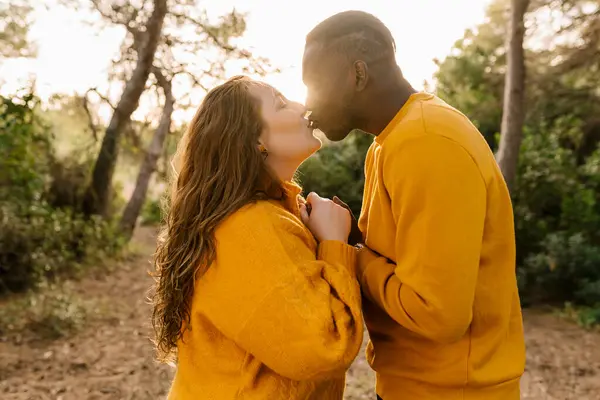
[306,10,396,64]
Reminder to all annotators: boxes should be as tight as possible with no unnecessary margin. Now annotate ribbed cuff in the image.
[317,240,357,277]
[357,246,379,282]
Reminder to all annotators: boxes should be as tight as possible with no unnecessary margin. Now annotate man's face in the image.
[302,43,357,142]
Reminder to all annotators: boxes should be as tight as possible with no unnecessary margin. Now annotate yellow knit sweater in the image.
[357,93,526,399]
[168,183,363,400]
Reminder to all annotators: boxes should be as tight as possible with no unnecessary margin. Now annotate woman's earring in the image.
[259,144,268,160]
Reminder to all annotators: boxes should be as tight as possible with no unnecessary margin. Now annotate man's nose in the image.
[304,94,314,111]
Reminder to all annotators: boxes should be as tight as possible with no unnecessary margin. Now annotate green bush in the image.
[0,282,90,341]
[0,204,120,294]
[522,233,600,305]
[0,93,122,295]
[558,303,600,329]
[514,116,600,308]
[0,94,52,206]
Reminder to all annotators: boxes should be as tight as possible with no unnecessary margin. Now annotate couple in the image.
[152,11,526,400]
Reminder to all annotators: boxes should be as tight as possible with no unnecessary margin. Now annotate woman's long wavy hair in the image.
[152,76,285,362]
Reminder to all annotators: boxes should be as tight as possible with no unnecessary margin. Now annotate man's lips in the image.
[307,117,319,130]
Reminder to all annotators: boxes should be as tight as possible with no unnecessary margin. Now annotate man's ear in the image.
[354,60,369,92]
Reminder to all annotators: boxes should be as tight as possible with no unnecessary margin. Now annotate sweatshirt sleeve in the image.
[357,134,486,344]
[199,205,363,381]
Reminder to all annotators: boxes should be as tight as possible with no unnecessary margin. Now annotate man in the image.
[302,11,526,400]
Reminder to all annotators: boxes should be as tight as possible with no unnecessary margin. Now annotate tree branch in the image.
[81,95,98,142]
[170,12,237,53]
[86,87,116,110]
[175,70,209,92]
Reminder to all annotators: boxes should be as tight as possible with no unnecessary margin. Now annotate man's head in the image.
[303,11,398,141]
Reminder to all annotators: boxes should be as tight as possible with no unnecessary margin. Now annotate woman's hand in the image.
[300,192,351,243]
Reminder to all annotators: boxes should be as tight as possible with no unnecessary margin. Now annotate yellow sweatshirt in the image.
[168,182,363,400]
[357,93,526,399]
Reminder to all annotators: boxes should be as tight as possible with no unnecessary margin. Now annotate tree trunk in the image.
[496,0,530,193]
[82,0,168,217]
[119,68,174,239]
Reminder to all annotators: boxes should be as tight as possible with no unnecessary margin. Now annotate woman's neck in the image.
[268,159,299,183]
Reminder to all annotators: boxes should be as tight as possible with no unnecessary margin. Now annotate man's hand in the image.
[332,196,363,246]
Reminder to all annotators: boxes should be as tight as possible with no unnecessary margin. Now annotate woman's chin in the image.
[310,135,322,152]
[298,139,322,163]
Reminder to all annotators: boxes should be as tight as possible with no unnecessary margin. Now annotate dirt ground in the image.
[1,227,600,400]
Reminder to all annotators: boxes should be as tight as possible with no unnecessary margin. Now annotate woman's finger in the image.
[299,203,310,224]
[306,192,321,204]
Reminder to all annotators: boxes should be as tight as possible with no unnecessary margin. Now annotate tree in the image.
[74,0,275,218]
[0,1,36,59]
[70,0,276,236]
[434,1,508,149]
[82,0,168,217]
[119,67,174,238]
[496,0,530,192]
[527,0,600,163]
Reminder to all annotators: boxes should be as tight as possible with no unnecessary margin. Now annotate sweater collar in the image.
[281,181,304,217]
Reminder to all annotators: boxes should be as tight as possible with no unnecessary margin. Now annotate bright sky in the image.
[1,0,492,123]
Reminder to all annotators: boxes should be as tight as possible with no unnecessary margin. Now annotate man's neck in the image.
[364,79,417,136]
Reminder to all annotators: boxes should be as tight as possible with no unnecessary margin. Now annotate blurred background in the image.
[0,0,599,399]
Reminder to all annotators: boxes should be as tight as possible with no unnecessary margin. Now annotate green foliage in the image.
[0,93,122,295]
[513,118,599,250]
[0,1,36,58]
[515,128,600,307]
[0,206,121,293]
[0,94,52,205]
[298,132,372,217]
[434,2,507,149]
[522,233,600,305]
[0,283,90,341]
[558,302,600,330]
[141,198,163,226]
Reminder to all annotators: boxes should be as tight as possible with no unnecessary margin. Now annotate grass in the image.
[557,302,600,329]
[0,281,99,342]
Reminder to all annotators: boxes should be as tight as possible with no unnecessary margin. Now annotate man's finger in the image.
[333,196,348,209]
[333,196,356,219]
[332,196,362,245]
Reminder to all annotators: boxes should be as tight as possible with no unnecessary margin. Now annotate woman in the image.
[152,75,363,399]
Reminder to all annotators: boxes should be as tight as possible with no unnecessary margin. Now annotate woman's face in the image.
[251,85,322,179]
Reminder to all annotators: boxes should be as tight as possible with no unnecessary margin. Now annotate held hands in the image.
[300,192,351,243]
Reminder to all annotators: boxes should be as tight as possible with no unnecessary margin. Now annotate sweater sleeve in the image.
[357,134,486,344]
[199,205,363,381]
